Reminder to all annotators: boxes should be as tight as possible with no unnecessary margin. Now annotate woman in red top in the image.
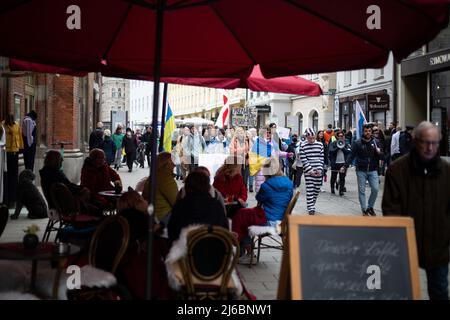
[80,148,122,207]
[213,156,247,218]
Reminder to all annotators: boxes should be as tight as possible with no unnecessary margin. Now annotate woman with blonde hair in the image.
[230,127,251,191]
[142,152,178,227]
[2,114,23,208]
[213,155,248,218]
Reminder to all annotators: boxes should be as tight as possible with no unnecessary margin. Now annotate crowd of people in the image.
[0,111,449,300]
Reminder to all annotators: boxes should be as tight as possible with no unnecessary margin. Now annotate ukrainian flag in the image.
[163,104,175,152]
[248,137,272,176]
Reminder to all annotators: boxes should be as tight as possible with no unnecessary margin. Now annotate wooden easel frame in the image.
[288,215,420,300]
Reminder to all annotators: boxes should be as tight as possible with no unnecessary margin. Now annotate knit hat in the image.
[305,128,316,137]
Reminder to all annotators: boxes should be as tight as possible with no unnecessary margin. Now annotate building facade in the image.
[100,77,129,130]
[290,73,335,135]
[0,57,101,184]
[399,11,450,157]
[335,54,394,132]
[167,84,246,124]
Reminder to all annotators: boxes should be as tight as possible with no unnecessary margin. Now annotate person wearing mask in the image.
[112,125,125,170]
[300,128,324,215]
[382,121,450,300]
[122,129,138,172]
[22,110,38,171]
[328,130,351,196]
[251,126,293,193]
[323,124,334,145]
[168,171,228,244]
[2,114,23,209]
[101,129,116,166]
[350,124,383,216]
[89,121,104,151]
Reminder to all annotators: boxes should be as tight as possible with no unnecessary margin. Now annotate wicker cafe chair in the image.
[247,191,300,267]
[66,216,130,300]
[166,225,242,300]
[47,183,99,243]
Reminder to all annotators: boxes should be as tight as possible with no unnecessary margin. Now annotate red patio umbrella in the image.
[0,1,448,79]
[9,60,323,95]
[1,0,448,300]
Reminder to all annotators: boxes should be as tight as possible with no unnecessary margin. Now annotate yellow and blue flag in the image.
[248,137,273,176]
[163,104,175,152]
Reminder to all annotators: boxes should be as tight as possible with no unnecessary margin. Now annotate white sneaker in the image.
[238,253,257,265]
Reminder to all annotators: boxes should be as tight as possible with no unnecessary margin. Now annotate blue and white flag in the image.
[355,100,367,140]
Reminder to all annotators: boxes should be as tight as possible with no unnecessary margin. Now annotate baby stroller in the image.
[135,142,146,168]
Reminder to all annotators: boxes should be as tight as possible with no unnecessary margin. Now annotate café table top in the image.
[0,242,81,261]
[98,190,125,197]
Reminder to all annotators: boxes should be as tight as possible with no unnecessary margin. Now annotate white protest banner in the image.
[276,127,291,140]
[198,153,229,184]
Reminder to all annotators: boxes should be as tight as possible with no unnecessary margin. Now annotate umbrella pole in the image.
[146,0,165,301]
[158,83,169,153]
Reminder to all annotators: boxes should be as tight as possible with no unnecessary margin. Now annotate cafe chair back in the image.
[165,225,242,300]
[88,215,130,275]
[247,191,300,267]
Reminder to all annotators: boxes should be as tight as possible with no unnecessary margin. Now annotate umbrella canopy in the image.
[9,60,323,96]
[0,1,448,79]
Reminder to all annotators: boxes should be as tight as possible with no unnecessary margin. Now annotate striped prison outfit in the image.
[300,141,324,214]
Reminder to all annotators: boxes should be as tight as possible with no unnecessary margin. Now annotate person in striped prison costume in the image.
[300,128,324,215]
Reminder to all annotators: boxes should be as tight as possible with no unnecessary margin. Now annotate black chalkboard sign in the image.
[288,216,420,300]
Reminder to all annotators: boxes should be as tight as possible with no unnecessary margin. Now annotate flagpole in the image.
[159,82,168,153]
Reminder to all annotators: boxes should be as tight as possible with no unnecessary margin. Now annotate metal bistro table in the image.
[98,190,126,215]
[0,242,81,299]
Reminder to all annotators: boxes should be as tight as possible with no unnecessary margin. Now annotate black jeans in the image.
[126,152,136,171]
[294,167,303,188]
[23,142,37,171]
[425,265,449,300]
[330,163,346,192]
[6,152,19,207]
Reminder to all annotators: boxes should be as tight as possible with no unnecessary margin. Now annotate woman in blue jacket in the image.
[232,157,293,264]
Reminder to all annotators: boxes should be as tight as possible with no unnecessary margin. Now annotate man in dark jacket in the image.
[350,124,383,216]
[382,121,450,300]
[141,126,153,168]
[89,122,104,151]
[328,130,351,196]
